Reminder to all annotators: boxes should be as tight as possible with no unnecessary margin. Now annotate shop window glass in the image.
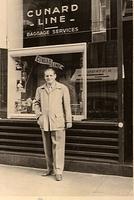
[0,49,7,118]
[92,0,106,32]
[8,44,87,121]
[87,42,118,121]
[8,0,92,49]
[91,0,117,42]
[106,0,117,41]
[91,0,107,42]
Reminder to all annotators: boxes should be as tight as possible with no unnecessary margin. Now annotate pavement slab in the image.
[0,164,133,199]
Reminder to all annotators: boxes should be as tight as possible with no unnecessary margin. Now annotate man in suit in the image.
[34,67,72,181]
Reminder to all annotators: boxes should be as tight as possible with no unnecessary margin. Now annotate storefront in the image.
[0,0,133,176]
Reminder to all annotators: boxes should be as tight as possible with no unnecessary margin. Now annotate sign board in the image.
[35,56,64,70]
[71,67,118,82]
[23,0,91,39]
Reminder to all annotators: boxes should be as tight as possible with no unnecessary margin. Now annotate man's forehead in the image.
[44,68,55,75]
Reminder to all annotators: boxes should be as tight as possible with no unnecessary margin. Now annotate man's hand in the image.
[66,122,72,129]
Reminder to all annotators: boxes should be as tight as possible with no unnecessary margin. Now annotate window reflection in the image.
[92,0,107,42]
[88,42,118,121]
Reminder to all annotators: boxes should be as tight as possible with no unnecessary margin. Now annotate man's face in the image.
[44,69,56,85]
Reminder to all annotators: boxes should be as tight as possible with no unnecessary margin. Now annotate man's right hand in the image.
[37,115,44,129]
[66,122,72,129]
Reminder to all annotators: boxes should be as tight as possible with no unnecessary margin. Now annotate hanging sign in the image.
[35,56,64,70]
[71,67,118,82]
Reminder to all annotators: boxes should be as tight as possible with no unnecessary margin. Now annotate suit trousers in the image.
[41,129,65,174]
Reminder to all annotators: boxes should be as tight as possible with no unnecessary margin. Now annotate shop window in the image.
[8,43,87,121]
[87,42,118,121]
[8,0,92,49]
[0,49,7,118]
[87,80,118,120]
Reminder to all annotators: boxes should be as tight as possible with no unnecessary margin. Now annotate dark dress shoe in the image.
[42,170,55,176]
[55,174,62,181]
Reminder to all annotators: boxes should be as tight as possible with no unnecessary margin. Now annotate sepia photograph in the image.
[0,0,133,200]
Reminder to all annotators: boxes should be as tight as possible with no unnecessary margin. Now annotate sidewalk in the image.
[0,164,133,199]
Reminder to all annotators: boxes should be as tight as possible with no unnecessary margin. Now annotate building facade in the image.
[0,0,133,176]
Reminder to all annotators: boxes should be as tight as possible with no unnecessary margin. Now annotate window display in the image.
[8,43,87,120]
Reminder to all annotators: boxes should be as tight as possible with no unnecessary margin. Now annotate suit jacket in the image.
[34,81,72,131]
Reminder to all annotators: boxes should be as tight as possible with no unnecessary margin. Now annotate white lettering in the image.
[44,8,51,15]
[62,6,68,13]
[52,27,79,34]
[27,30,50,37]
[27,10,33,17]
[45,18,48,24]
[71,4,78,12]
[30,23,34,26]
[60,16,65,23]
[27,4,79,17]
[52,7,60,14]
[50,17,57,24]
[35,9,42,16]
[38,19,44,25]
[26,4,79,27]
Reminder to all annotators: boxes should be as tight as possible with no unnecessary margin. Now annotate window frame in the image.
[8,43,87,120]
